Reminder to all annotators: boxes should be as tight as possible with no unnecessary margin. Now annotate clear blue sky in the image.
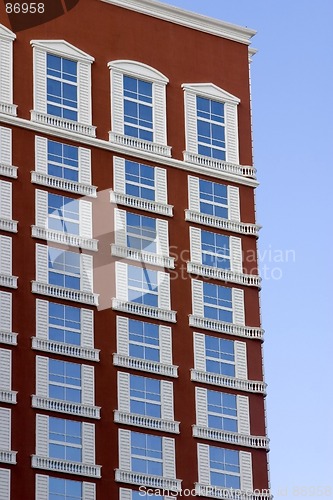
[161,0,333,497]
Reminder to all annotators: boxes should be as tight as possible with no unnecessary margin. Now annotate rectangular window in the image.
[131,432,163,476]
[126,212,157,252]
[196,97,225,160]
[124,76,153,141]
[48,140,79,182]
[199,180,228,219]
[210,446,240,489]
[48,248,81,290]
[48,302,81,346]
[128,266,158,307]
[128,319,160,362]
[203,283,233,322]
[47,54,78,121]
[130,375,161,418]
[48,193,80,235]
[207,390,237,432]
[125,160,155,201]
[49,417,82,462]
[201,231,230,269]
[205,336,235,377]
[49,359,81,403]
[49,476,82,500]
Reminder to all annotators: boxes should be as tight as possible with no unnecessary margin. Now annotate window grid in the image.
[48,248,81,290]
[49,359,81,403]
[48,302,81,346]
[126,212,157,253]
[201,231,230,269]
[210,446,241,489]
[49,417,82,462]
[47,54,78,121]
[128,319,160,362]
[197,96,226,160]
[131,432,163,476]
[205,336,235,377]
[130,375,161,418]
[49,476,82,500]
[207,390,238,432]
[203,283,233,323]
[48,193,80,235]
[128,266,158,307]
[47,140,79,182]
[125,160,155,201]
[123,76,153,141]
[199,179,228,219]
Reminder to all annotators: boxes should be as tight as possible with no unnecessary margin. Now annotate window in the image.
[48,248,81,290]
[207,390,237,432]
[130,375,161,418]
[48,193,80,235]
[47,54,78,121]
[0,468,10,500]
[128,266,158,307]
[203,283,233,323]
[199,180,228,219]
[197,96,226,160]
[205,336,235,377]
[126,212,157,252]
[48,302,81,346]
[49,417,82,462]
[49,359,81,403]
[210,446,240,489]
[201,231,230,269]
[131,432,163,476]
[48,140,79,182]
[124,76,153,141]
[125,160,155,201]
[49,476,82,500]
[128,319,160,362]
[0,24,16,116]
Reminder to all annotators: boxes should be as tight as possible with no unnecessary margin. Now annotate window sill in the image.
[0,163,18,179]
[0,274,18,289]
[0,450,17,465]
[32,226,98,252]
[190,369,266,394]
[187,262,261,288]
[0,218,18,233]
[113,353,178,378]
[114,410,180,433]
[0,102,17,116]
[185,210,260,237]
[115,469,181,492]
[32,337,100,361]
[189,315,264,340]
[110,191,173,217]
[111,244,175,269]
[31,455,101,478]
[112,298,176,323]
[195,484,272,500]
[31,111,96,137]
[109,132,172,157]
[32,395,100,419]
[32,281,99,306]
[0,389,17,404]
[192,426,269,450]
[184,152,256,178]
[0,331,18,346]
[31,171,97,198]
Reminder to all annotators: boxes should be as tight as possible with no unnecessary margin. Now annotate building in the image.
[0,0,271,498]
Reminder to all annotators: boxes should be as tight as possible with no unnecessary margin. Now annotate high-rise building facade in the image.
[0,0,271,499]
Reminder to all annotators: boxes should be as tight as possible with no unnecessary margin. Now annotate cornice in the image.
[100,0,256,45]
[0,113,259,188]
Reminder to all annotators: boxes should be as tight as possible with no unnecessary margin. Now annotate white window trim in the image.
[0,291,17,346]
[0,407,17,464]
[0,235,17,289]
[35,474,96,500]
[108,60,171,156]
[0,347,17,404]
[30,40,96,137]
[0,468,11,500]
[0,126,17,179]
[0,24,16,116]
[0,180,17,233]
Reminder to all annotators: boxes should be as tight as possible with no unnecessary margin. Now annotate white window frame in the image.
[0,127,17,179]
[182,83,240,166]
[0,468,10,500]
[0,180,17,233]
[30,40,95,136]
[0,291,17,346]
[0,407,16,464]
[0,348,16,404]
[35,474,96,500]
[0,24,16,116]
[0,235,17,289]
[108,60,171,156]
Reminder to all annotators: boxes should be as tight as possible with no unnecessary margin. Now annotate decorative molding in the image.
[0,274,18,289]
[113,353,178,378]
[110,191,173,216]
[0,163,18,179]
[0,114,259,188]
[32,337,100,362]
[195,484,272,500]
[31,111,96,137]
[0,450,17,464]
[0,389,17,404]
[0,331,17,345]
[183,151,256,178]
[191,369,266,395]
[0,218,18,233]
[32,281,99,306]
[192,426,269,449]
[115,469,181,491]
[32,395,101,419]
[0,24,16,40]
[112,298,176,323]
[108,60,168,83]
[185,210,260,236]
[114,410,180,433]
[30,40,94,62]
[32,226,98,252]
[187,262,261,288]
[100,0,256,45]
[31,455,101,478]
[111,244,175,269]
[109,132,172,157]
[182,83,240,104]
[31,171,97,198]
[189,315,264,340]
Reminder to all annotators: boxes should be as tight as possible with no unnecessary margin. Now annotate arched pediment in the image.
[108,60,168,84]
[182,83,240,104]
[30,40,94,63]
